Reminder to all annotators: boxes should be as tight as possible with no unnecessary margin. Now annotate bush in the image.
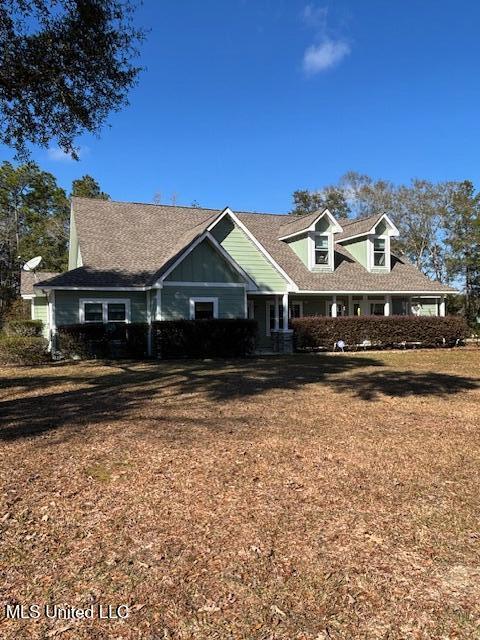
[57,323,149,359]
[153,319,258,359]
[292,316,470,351]
[0,335,49,365]
[4,319,44,337]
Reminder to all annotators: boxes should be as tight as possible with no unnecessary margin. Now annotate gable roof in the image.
[278,208,342,240]
[34,198,455,294]
[336,213,399,242]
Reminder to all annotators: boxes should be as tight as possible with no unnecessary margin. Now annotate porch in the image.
[248,293,446,349]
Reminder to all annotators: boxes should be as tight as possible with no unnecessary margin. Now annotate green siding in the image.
[32,296,49,337]
[166,239,243,283]
[55,291,148,325]
[287,234,308,266]
[162,286,245,320]
[342,237,368,268]
[211,217,288,292]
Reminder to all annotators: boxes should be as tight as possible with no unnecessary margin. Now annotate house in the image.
[21,197,456,351]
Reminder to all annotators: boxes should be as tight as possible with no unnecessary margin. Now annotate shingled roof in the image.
[21,271,60,295]
[34,198,455,293]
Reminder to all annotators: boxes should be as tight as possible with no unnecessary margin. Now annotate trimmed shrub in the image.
[5,319,44,337]
[0,335,49,365]
[153,319,258,359]
[292,316,470,351]
[57,323,149,359]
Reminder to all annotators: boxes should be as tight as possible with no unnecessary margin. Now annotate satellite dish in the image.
[23,256,43,272]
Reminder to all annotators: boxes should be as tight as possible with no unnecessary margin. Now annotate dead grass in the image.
[0,349,479,639]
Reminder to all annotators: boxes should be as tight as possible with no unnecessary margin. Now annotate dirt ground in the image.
[1,349,479,639]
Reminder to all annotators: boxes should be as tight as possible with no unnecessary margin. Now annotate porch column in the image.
[282,293,289,331]
[439,295,446,317]
[274,295,280,331]
[146,290,152,356]
[348,295,353,316]
[331,294,338,318]
[384,294,391,316]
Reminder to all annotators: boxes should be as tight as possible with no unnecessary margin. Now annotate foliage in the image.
[291,186,351,218]
[4,319,43,337]
[57,323,149,359]
[153,319,258,359]
[292,316,470,351]
[444,181,480,326]
[0,0,144,158]
[71,175,110,200]
[0,335,48,365]
[1,297,30,321]
[0,161,69,311]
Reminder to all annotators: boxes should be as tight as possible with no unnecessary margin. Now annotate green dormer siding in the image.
[341,237,368,269]
[286,233,308,266]
[165,239,244,283]
[211,217,288,292]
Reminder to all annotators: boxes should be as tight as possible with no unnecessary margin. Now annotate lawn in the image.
[1,349,479,639]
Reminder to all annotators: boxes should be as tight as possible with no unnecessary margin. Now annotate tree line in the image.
[291,172,480,325]
[0,162,109,315]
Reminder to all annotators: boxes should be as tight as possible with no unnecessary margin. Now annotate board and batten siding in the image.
[161,286,245,320]
[55,290,148,325]
[211,217,288,292]
[165,238,244,283]
[32,296,49,337]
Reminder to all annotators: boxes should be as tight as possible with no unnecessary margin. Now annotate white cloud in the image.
[46,145,89,162]
[302,4,328,29]
[303,38,350,75]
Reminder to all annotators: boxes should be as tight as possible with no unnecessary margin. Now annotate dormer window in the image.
[315,235,329,265]
[373,237,386,267]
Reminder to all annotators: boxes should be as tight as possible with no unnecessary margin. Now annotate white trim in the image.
[308,231,334,272]
[384,294,391,316]
[207,207,298,290]
[156,228,257,290]
[294,290,450,295]
[189,297,218,320]
[38,285,149,291]
[162,281,246,287]
[30,298,35,320]
[439,295,446,317]
[369,234,391,272]
[156,288,162,321]
[278,208,343,241]
[337,213,400,244]
[282,293,289,332]
[79,298,131,324]
[21,294,35,300]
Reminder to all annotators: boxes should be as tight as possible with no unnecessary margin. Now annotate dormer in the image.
[278,209,343,272]
[337,213,399,273]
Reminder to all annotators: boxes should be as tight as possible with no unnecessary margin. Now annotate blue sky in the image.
[3,0,480,213]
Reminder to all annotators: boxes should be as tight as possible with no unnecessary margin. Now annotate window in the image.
[328,301,346,317]
[80,299,130,324]
[107,303,126,322]
[315,235,329,265]
[84,303,103,322]
[373,237,386,267]
[289,301,303,319]
[370,302,385,316]
[266,301,284,335]
[189,297,218,320]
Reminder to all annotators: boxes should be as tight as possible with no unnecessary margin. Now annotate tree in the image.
[0,162,69,312]
[72,175,110,200]
[291,186,350,218]
[0,0,143,158]
[444,181,480,325]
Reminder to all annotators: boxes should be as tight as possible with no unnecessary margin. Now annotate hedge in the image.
[153,319,258,359]
[57,323,149,359]
[4,319,44,337]
[291,316,469,351]
[0,336,49,365]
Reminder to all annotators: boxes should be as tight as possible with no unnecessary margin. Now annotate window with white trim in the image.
[373,237,386,267]
[266,301,284,335]
[315,235,330,265]
[289,301,303,319]
[189,297,218,320]
[80,299,130,324]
